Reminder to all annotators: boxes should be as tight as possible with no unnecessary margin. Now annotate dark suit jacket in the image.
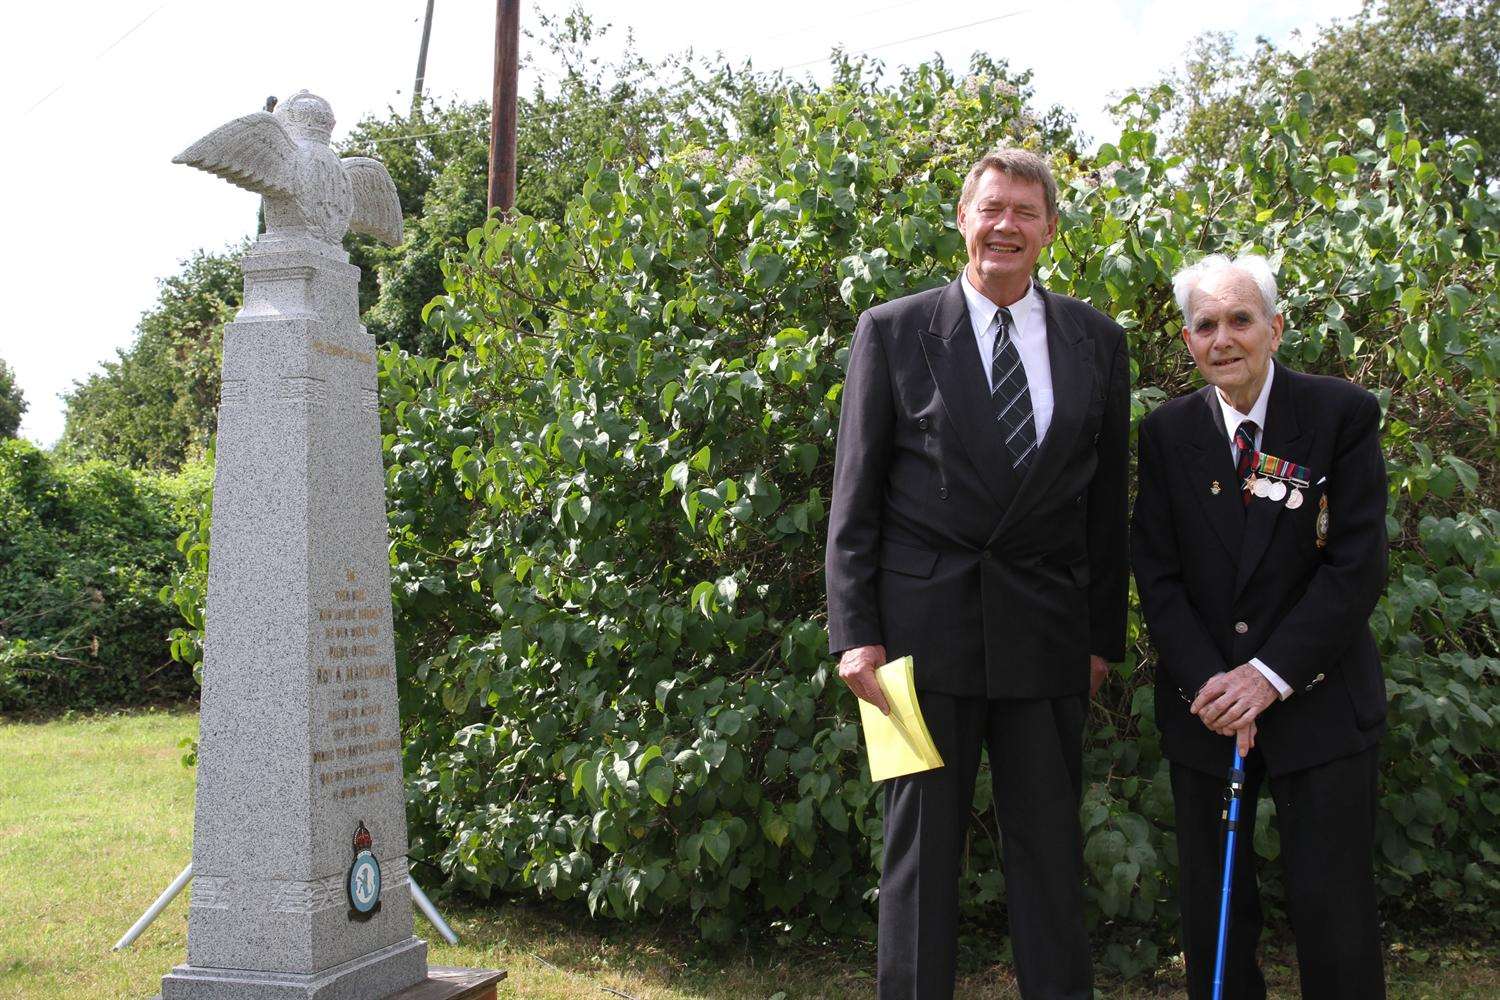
[1131,362,1389,777]
[825,277,1130,699]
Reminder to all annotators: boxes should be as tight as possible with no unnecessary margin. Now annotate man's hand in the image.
[1191,664,1278,737]
[1089,654,1109,698]
[838,644,890,715]
[1234,719,1258,756]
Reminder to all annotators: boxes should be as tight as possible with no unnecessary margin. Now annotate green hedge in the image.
[163,65,1498,974]
[0,440,206,712]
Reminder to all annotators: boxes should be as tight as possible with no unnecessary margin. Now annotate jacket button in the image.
[938,487,950,500]
[1234,621,1249,634]
[918,417,930,430]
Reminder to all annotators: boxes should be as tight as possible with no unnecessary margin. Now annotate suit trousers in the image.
[1171,744,1384,1000]
[878,691,1092,1000]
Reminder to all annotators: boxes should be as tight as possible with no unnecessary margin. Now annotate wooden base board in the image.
[386,966,507,1000]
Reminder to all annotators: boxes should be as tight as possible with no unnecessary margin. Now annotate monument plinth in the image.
[160,90,500,1000]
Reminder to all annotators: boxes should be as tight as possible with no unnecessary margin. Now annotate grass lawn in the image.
[0,709,1492,998]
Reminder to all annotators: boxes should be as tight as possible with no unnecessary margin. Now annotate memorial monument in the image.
[158,90,501,1000]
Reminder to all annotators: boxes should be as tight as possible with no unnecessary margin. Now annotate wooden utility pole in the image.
[411,0,437,115]
[488,0,520,214]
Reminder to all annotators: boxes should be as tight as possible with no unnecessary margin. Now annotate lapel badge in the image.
[1210,481,1221,496]
[1315,494,1330,548]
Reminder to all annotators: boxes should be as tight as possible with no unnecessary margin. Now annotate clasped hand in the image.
[1191,664,1278,755]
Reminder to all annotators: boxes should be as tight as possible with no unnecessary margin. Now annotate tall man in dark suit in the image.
[825,149,1130,1000]
[1132,253,1388,999]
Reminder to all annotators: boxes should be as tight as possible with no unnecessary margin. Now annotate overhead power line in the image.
[746,0,939,48]
[778,9,1028,71]
[24,2,172,116]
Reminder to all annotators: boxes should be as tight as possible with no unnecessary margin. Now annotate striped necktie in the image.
[1234,420,1258,507]
[990,306,1036,474]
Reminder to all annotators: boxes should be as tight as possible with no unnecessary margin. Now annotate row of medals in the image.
[1245,472,1306,510]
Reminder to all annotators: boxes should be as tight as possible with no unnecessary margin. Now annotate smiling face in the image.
[1181,269,1284,412]
[957,168,1057,306]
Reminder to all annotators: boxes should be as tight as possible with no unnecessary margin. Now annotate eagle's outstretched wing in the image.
[173,112,297,197]
[341,157,403,246]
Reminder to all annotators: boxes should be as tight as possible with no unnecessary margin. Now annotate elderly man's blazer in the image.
[1131,362,1389,777]
[825,277,1130,699]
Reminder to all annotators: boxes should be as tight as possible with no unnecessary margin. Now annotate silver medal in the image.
[1268,480,1287,502]
[1253,477,1273,499]
[1285,487,1303,510]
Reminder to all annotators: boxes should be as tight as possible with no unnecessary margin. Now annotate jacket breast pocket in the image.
[879,540,939,578]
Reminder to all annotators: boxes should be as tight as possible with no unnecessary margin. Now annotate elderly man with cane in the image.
[1131,253,1389,999]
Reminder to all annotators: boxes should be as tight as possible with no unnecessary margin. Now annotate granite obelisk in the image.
[161,90,423,999]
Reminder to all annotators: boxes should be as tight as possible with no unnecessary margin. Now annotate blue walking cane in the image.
[1211,748,1247,1000]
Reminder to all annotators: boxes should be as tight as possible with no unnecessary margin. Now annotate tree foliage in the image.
[0,358,25,439]
[1148,0,1500,182]
[1300,0,1499,166]
[0,440,206,712]
[57,249,242,472]
[340,10,732,356]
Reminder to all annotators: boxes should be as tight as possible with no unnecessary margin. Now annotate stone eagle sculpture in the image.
[174,90,403,246]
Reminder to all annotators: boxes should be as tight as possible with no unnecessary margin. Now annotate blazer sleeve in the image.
[1086,331,1130,661]
[1131,414,1230,695]
[825,309,895,655]
[1253,391,1388,690]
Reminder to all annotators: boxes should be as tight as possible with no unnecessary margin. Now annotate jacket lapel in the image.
[1182,386,1245,561]
[1234,363,1310,598]
[918,279,1018,507]
[989,284,1090,541]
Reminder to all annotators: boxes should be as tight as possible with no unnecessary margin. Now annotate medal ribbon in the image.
[1250,451,1310,486]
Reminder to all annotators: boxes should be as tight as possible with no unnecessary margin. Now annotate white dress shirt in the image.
[960,271,1053,444]
[1213,365,1292,701]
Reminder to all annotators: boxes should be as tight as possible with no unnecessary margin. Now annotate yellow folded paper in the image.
[857,655,944,782]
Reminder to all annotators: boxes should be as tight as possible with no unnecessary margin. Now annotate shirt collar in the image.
[1215,362,1275,441]
[960,269,1039,336]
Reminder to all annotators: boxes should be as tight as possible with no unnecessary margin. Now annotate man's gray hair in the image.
[958,148,1059,219]
[1173,253,1280,325]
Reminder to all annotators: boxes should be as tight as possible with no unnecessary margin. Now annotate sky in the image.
[0,0,1360,446]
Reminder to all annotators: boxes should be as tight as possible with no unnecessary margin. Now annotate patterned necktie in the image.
[1234,420,1258,507]
[990,306,1036,474]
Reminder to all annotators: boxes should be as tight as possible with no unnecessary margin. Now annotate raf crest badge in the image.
[1315,494,1330,548]
[347,821,382,919]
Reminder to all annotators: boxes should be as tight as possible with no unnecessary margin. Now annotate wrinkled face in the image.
[1181,270,1284,406]
[956,168,1056,300]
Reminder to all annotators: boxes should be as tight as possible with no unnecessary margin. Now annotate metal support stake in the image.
[114,864,461,949]
[409,876,459,944]
[113,863,193,951]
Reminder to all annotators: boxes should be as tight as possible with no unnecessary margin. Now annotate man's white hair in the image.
[1172,253,1280,325]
